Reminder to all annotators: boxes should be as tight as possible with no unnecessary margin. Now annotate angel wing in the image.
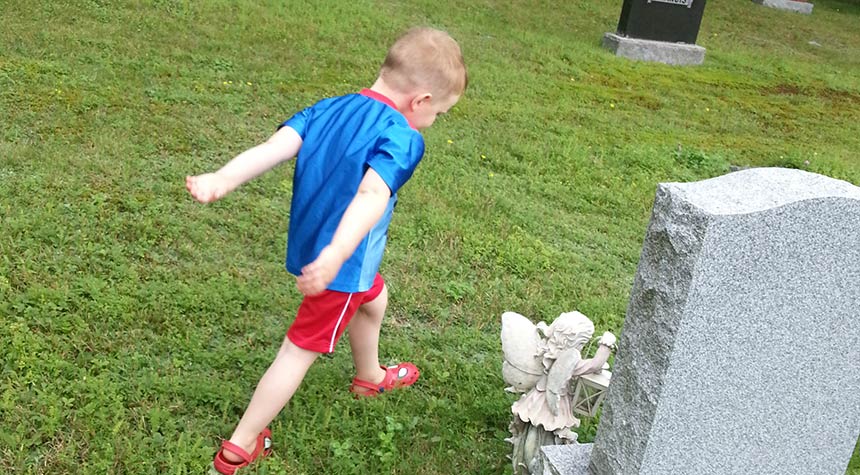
[545,347,582,415]
[500,312,544,392]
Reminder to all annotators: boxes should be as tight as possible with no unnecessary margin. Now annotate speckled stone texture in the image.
[586,168,860,475]
[602,33,706,66]
[539,444,592,475]
[752,0,814,14]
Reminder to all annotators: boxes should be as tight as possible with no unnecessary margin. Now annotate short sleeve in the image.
[366,127,425,194]
[279,107,311,138]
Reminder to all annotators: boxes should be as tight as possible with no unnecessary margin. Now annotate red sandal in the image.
[350,363,420,397]
[212,428,273,475]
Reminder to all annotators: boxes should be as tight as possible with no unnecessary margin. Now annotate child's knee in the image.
[277,336,322,361]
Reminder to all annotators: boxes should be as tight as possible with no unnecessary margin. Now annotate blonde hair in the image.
[380,27,468,99]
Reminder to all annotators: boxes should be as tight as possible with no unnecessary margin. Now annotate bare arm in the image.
[185,126,303,203]
[295,168,391,296]
[572,332,617,376]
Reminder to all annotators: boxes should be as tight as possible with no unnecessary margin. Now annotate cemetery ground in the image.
[1,1,858,474]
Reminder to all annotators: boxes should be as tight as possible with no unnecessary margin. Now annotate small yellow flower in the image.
[706,107,710,112]
[481,154,486,159]
[447,139,454,144]
[222,81,228,85]
[610,103,615,108]
[488,172,494,177]
[247,82,252,86]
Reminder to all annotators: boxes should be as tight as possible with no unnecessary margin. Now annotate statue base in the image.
[539,444,593,475]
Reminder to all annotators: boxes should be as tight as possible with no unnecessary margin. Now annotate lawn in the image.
[1,0,859,474]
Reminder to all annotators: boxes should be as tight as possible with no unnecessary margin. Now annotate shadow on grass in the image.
[813,0,860,15]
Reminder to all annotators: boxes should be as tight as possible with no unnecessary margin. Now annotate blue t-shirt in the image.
[280,89,425,293]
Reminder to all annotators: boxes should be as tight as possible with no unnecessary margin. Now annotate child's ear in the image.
[410,92,433,110]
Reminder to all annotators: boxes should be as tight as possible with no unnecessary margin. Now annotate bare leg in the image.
[222,336,320,462]
[347,284,388,385]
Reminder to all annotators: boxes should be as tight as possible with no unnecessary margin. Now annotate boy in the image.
[185,28,467,474]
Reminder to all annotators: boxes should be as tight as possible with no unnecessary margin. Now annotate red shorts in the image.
[287,273,385,354]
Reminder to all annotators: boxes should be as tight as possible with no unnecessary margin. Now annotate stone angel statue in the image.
[501,311,617,475]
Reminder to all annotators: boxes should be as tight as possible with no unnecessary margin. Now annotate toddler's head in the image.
[380,28,467,129]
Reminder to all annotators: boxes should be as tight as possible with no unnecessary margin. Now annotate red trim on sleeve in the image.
[359,88,417,130]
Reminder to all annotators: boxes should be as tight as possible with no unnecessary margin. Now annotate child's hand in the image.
[296,245,346,296]
[186,173,231,203]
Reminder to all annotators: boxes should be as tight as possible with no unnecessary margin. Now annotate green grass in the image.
[2,0,859,473]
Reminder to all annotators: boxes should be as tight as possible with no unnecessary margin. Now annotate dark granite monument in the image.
[602,0,708,65]
[617,0,707,44]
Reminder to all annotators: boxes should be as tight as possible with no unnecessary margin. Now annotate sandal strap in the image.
[220,440,253,464]
[351,376,383,393]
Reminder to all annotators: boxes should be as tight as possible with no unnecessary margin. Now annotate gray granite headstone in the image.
[540,445,593,475]
[544,168,860,475]
[602,0,708,66]
[602,33,706,66]
[752,0,814,14]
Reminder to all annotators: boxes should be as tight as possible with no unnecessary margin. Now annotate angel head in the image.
[537,311,594,369]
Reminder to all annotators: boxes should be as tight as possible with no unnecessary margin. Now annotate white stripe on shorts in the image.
[328,293,353,353]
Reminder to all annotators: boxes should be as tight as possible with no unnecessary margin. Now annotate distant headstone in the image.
[540,168,860,475]
[602,0,708,65]
[617,0,707,43]
[752,0,814,14]
[601,34,706,66]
